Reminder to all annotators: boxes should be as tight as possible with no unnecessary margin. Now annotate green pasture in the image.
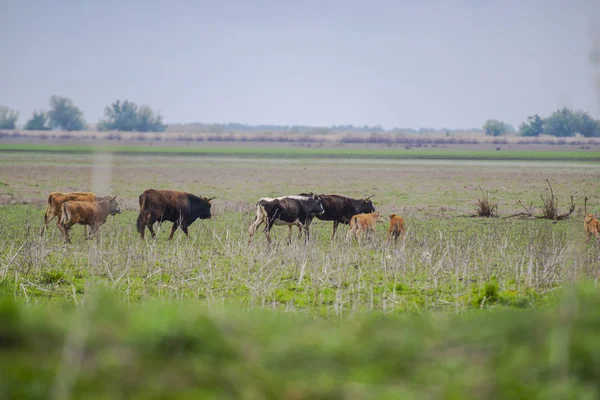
[1,142,599,161]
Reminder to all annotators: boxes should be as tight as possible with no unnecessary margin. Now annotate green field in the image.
[1,147,600,398]
[1,142,600,161]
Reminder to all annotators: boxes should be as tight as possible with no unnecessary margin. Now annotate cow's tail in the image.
[248,201,268,243]
[346,215,359,240]
[40,194,55,236]
[136,193,148,234]
[60,202,70,227]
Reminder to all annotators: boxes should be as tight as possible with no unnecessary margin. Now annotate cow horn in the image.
[365,194,375,200]
[207,196,216,202]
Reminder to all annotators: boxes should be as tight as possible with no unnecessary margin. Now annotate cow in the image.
[298,193,376,240]
[387,214,406,244]
[248,194,324,244]
[136,189,214,240]
[60,196,122,243]
[40,191,107,237]
[346,211,384,241]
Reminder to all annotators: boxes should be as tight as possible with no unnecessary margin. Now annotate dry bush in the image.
[476,186,498,218]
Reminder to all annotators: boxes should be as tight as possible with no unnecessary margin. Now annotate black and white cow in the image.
[248,194,325,244]
[298,193,376,240]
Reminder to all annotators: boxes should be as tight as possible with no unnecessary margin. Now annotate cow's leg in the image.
[331,221,339,241]
[248,213,265,244]
[147,223,157,238]
[40,208,55,237]
[304,223,310,242]
[265,220,276,244]
[181,225,189,238]
[89,224,100,241]
[168,222,179,240]
[146,217,157,239]
[287,225,293,244]
[56,217,64,236]
[346,225,354,242]
[63,225,71,244]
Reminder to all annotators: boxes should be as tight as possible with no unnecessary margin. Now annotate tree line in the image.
[483,108,600,137]
[0,96,166,132]
[2,96,599,137]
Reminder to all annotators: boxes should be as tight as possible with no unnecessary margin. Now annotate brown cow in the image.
[346,211,384,241]
[60,196,122,243]
[387,214,405,244]
[40,192,105,237]
[136,189,214,240]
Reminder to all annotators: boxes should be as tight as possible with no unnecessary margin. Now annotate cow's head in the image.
[108,196,123,215]
[585,213,596,224]
[200,196,215,219]
[311,194,325,215]
[359,194,376,213]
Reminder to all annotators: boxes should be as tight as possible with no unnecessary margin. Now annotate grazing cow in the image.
[136,189,214,240]
[248,194,324,244]
[298,193,376,240]
[387,214,406,244]
[346,211,384,241]
[40,192,106,236]
[60,196,122,243]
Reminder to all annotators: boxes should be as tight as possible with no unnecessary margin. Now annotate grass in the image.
[1,142,600,161]
[1,204,597,314]
[2,284,600,399]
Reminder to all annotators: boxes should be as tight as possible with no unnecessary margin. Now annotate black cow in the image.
[298,193,376,240]
[136,189,214,239]
[248,194,324,244]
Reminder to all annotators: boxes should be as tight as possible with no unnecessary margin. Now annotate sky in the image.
[1,0,599,129]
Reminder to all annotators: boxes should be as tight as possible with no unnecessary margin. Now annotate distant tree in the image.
[541,107,600,137]
[519,114,544,137]
[98,100,166,132]
[135,105,166,132]
[542,108,577,137]
[572,110,600,137]
[483,119,511,136]
[0,106,19,129]
[47,95,86,131]
[98,100,139,131]
[24,111,51,130]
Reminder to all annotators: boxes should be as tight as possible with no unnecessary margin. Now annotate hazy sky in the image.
[1,0,599,129]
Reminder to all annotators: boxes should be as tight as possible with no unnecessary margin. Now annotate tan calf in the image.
[346,212,384,241]
[584,197,600,244]
[60,197,122,243]
[387,214,405,244]
[40,192,104,237]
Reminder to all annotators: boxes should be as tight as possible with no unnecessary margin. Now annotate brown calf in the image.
[387,214,405,244]
[60,196,122,243]
[346,211,384,241]
[584,213,600,244]
[40,192,104,237]
[584,196,600,244]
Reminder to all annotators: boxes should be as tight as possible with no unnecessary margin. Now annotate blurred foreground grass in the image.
[2,284,600,399]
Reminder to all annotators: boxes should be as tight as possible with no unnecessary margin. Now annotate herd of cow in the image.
[39,189,407,244]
